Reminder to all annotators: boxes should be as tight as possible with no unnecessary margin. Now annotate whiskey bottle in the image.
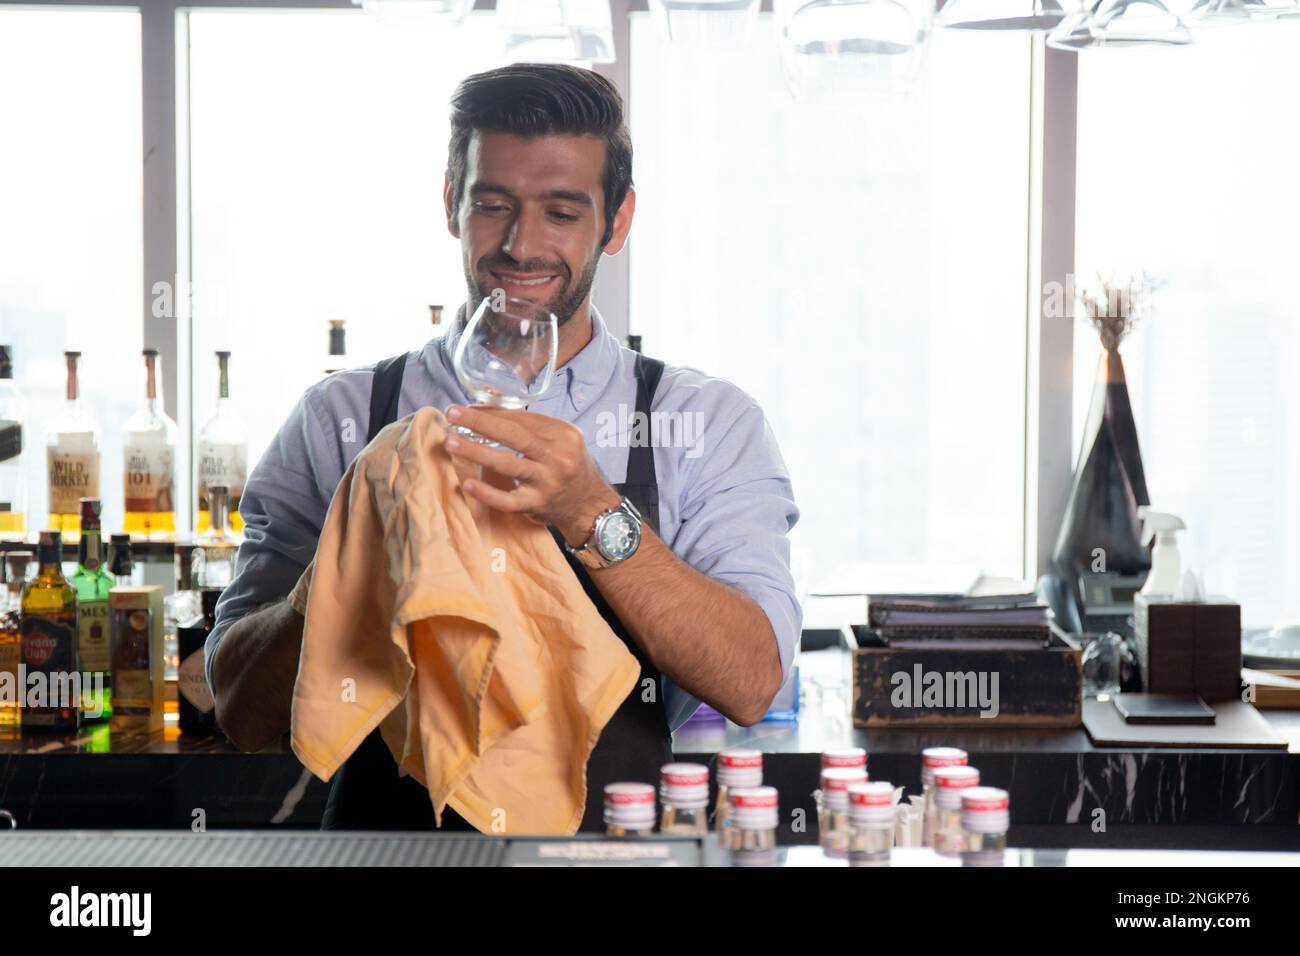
[45,351,100,542]
[0,552,30,731]
[0,345,27,541]
[70,498,114,722]
[20,531,79,732]
[197,485,239,588]
[122,348,177,541]
[196,351,247,533]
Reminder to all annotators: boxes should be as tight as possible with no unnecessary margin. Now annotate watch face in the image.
[597,511,640,562]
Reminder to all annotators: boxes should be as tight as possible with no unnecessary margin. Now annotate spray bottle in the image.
[1138,508,1186,598]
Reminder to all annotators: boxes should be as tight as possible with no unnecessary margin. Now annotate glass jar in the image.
[960,786,1009,866]
[847,781,895,864]
[932,765,980,857]
[727,785,779,853]
[817,766,868,857]
[920,747,967,848]
[714,747,762,848]
[659,762,710,835]
[604,782,656,837]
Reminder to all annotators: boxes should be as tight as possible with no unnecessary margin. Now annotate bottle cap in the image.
[603,782,656,830]
[934,765,981,809]
[37,530,62,564]
[79,497,102,529]
[960,787,1010,834]
[821,747,867,770]
[659,762,709,810]
[921,747,968,788]
[848,781,896,827]
[727,786,779,831]
[819,767,869,811]
[717,748,762,788]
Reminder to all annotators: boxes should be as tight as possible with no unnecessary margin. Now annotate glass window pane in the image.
[187,10,514,486]
[0,9,143,537]
[1075,27,1300,626]
[629,18,1032,589]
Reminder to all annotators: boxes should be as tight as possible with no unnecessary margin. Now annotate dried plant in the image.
[1077,271,1150,351]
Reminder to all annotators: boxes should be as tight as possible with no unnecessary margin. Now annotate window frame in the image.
[0,0,1076,579]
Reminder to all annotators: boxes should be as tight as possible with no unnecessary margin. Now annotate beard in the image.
[465,248,601,327]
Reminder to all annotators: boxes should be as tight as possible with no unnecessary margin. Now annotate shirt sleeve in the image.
[663,397,802,730]
[204,388,347,694]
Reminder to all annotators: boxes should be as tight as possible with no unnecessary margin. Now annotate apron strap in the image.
[625,353,665,489]
[367,353,408,444]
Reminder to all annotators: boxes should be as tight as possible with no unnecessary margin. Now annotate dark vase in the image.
[1051,348,1151,611]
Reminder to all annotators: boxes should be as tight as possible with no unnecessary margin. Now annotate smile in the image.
[490,271,560,289]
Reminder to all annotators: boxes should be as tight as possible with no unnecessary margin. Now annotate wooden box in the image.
[851,629,1082,728]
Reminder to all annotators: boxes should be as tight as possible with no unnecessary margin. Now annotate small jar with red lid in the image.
[960,786,1010,864]
[603,782,657,838]
[933,765,980,856]
[659,763,710,836]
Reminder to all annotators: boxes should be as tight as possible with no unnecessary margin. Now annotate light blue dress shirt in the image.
[205,307,801,731]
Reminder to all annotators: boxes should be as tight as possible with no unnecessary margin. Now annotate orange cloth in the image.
[288,407,640,835]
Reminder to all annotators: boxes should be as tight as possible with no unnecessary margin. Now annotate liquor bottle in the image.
[20,531,79,732]
[45,352,100,542]
[324,319,347,375]
[0,552,30,731]
[163,542,202,687]
[0,345,27,541]
[197,486,239,588]
[70,498,114,722]
[196,351,247,534]
[108,533,142,586]
[178,586,222,737]
[122,349,178,541]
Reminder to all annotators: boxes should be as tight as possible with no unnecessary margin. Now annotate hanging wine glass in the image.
[449,295,558,446]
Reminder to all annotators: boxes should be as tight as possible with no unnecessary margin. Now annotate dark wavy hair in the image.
[447,64,633,247]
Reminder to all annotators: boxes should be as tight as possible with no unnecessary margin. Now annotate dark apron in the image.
[320,351,673,831]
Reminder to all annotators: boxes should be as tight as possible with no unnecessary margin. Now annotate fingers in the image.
[443,433,535,481]
[445,405,539,455]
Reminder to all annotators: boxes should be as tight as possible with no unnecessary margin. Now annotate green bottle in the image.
[70,497,114,721]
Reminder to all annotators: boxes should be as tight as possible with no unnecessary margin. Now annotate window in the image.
[1074,26,1300,626]
[629,17,1033,591]
[187,9,513,476]
[0,8,143,535]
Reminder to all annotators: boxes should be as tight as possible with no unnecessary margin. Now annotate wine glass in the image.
[449,294,558,445]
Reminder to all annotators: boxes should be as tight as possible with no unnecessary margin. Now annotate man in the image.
[206,64,800,831]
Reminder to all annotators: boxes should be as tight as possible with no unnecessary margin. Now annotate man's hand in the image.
[443,401,783,725]
[443,403,620,547]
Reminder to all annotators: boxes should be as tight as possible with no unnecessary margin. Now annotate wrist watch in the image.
[564,497,643,570]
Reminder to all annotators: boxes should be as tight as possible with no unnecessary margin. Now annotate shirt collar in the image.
[432,300,622,404]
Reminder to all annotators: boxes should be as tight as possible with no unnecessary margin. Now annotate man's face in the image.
[448,131,611,325]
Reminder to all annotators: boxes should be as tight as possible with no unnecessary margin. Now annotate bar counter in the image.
[7,830,1300,868]
[2,650,1298,848]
